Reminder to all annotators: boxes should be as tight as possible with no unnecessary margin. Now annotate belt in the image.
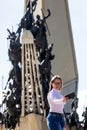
[49,112,64,116]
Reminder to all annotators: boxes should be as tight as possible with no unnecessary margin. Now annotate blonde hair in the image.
[49,75,62,91]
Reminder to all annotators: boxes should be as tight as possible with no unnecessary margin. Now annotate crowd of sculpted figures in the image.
[0,0,55,129]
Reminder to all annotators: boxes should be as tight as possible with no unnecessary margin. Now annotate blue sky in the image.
[0,0,87,120]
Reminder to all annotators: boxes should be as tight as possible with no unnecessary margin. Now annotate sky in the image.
[0,0,87,120]
[68,0,87,120]
[0,0,24,85]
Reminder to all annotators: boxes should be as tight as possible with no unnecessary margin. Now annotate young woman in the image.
[46,75,68,130]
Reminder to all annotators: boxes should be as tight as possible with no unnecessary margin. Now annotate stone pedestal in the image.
[16,114,49,130]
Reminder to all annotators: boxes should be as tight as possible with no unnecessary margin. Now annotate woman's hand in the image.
[62,97,69,102]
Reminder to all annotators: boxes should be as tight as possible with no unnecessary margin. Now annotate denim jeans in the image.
[46,113,66,130]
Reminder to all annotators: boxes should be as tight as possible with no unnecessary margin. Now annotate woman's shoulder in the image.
[47,89,56,97]
[47,90,53,96]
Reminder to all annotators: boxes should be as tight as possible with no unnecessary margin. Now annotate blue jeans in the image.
[46,113,66,130]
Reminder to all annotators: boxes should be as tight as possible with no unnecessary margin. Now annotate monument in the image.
[0,0,79,130]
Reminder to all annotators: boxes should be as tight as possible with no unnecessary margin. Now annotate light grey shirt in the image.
[47,88,65,114]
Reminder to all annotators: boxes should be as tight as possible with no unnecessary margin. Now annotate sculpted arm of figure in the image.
[24,0,29,11]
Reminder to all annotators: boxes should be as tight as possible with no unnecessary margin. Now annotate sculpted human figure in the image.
[7,29,21,63]
[16,0,38,33]
[82,107,87,130]
[32,9,51,53]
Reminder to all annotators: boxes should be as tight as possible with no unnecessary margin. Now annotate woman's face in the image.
[52,79,62,90]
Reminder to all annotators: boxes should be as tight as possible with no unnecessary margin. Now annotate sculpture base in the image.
[17,114,49,130]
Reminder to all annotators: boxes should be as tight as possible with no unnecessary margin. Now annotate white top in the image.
[47,88,65,114]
